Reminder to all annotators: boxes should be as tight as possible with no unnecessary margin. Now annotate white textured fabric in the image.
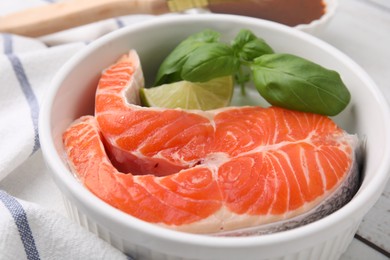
[0,190,128,260]
[0,34,84,181]
[0,1,154,259]
[0,2,153,181]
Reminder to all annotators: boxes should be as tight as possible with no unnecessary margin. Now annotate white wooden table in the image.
[317,1,390,259]
[0,0,389,259]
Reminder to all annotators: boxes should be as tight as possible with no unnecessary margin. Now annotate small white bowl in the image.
[190,0,338,35]
[39,14,390,260]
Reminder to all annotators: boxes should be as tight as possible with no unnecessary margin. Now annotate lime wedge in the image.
[140,76,234,110]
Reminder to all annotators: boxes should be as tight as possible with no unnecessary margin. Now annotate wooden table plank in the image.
[357,185,390,253]
[342,239,389,260]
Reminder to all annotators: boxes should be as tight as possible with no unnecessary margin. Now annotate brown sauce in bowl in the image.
[208,0,326,26]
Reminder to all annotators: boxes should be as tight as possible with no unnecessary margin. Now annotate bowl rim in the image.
[295,0,339,31]
[39,13,390,249]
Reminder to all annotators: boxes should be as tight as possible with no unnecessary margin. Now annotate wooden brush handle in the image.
[0,0,172,37]
[0,0,237,37]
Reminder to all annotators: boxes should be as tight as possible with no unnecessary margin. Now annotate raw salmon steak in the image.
[63,50,359,234]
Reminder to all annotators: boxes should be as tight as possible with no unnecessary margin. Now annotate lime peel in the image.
[140,76,234,110]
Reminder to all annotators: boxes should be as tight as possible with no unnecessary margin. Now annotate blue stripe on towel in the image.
[2,33,13,54]
[0,190,40,260]
[127,254,135,260]
[115,18,125,29]
[2,34,40,154]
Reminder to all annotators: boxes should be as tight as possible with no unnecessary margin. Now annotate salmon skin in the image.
[63,50,359,234]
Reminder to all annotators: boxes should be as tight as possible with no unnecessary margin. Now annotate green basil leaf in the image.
[232,29,274,62]
[181,42,239,82]
[154,29,220,86]
[252,53,351,116]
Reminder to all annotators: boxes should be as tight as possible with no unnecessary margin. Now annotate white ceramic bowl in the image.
[191,0,338,35]
[39,14,390,260]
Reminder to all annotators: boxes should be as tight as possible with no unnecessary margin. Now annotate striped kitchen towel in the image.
[0,1,154,259]
[0,190,130,260]
[0,0,153,181]
[0,33,85,181]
